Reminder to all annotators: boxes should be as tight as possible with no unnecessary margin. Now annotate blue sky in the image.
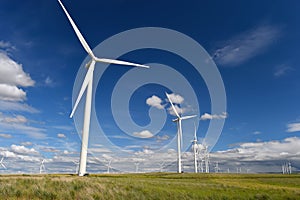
[0,0,299,174]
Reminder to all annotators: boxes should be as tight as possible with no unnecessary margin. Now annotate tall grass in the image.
[0,173,299,199]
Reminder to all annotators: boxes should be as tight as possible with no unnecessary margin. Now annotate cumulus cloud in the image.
[133,130,154,138]
[11,144,39,155]
[146,95,164,109]
[57,133,66,138]
[286,122,300,132]
[0,52,34,102]
[166,93,184,104]
[0,53,34,87]
[212,25,280,66]
[0,84,26,101]
[200,112,228,120]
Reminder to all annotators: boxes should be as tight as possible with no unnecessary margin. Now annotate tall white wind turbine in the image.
[166,93,196,173]
[0,156,6,169]
[58,0,149,176]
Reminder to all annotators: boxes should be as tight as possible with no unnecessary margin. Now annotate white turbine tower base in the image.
[166,92,196,173]
[58,0,149,176]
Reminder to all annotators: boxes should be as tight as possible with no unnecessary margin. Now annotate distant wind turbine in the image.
[191,123,198,173]
[58,0,149,176]
[134,162,140,173]
[40,159,45,174]
[0,156,6,169]
[107,159,112,174]
[166,92,196,173]
[73,161,79,174]
[159,161,165,172]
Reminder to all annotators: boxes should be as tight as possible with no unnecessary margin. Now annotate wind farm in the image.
[0,0,300,199]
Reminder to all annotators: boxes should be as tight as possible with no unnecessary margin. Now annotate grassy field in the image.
[0,173,300,199]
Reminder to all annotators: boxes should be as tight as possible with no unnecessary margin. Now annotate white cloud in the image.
[215,137,300,162]
[0,113,45,139]
[133,130,154,138]
[0,133,12,138]
[0,41,15,52]
[21,142,33,146]
[0,53,35,87]
[167,93,184,104]
[286,122,300,132]
[156,134,170,141]
[57,133,66,138]
[200,112,228,120]
[44,76,56,87]
[274,65,293,77]
[168,104,186,116]
[0,84,26,101]
[253,131,261,135]
[0,100,39,113]
[1,115,27,123]
[53,125,74,131]
[11,144,39,155]
[212,25,280,66]
[0,121,46,139]
[45,76,52,85]
[146,95,164,109]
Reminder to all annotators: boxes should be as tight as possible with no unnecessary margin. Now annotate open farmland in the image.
[0,173,300,199]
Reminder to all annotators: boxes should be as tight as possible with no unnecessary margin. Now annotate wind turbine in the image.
[40,159,45,174]
[73,161,79,174]
[134,162,140,173]
[107,159,112,174]
[58,0,149,176]
[0,156,6,169]
[166,92,196,173]
[192,124,198,173]
[159,161,165,172]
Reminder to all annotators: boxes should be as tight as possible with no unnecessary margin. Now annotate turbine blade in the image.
[180,115,197,120]
[95,58,149,68]
[70,63,94,118]
[58,0,95,59]
[165,93,180,118]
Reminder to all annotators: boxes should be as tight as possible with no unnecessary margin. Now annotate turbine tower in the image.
[166,93,196,173]
[58,0,149,176]
[0,156,6,169]
[192,124,198,173]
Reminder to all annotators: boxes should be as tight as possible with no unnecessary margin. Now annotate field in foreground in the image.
[0,173,300,200]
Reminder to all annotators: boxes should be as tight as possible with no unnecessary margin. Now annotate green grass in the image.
[0,173,299,199]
